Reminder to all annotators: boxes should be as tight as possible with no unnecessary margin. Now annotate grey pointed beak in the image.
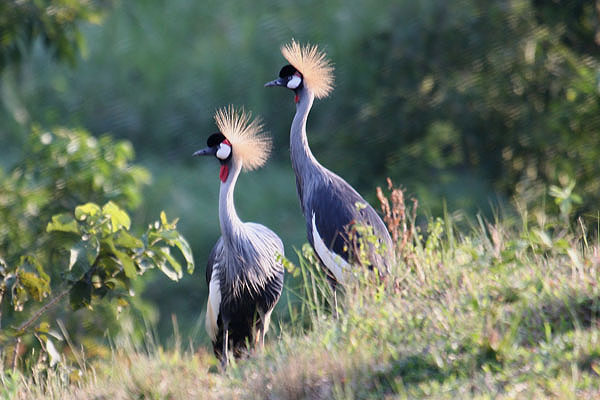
[264,77,286,87]
[193,146,217,157]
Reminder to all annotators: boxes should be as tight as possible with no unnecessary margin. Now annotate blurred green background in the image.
[1,0,599,343]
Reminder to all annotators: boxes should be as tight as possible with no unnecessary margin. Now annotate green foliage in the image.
[0,370,22,399]
[0,200,194,370]
[0,127,150,263]
[1,1,599,395]
[4,0,598,215]
[4,193,600,398]
[3,0,599,348]
[336,0,600,212]
[0,0,112,71]
[549,176,583,222]
[0,126,194,371]
[284,244,336,331]
[44,202,193,309]
[1,256,51,313]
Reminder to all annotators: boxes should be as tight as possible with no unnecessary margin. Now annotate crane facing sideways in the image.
[194,106,285,366]
[265,40,394,295]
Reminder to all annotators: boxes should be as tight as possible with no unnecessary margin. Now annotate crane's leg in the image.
[254,320,263,350]
[327,275,340,319]
[254,323,264,350]
[256,309,272,350]
[221,323,229,369]
[333,287,339,319]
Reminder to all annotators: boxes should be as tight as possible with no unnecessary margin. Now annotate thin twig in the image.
[12,337,21,372]
[0,288,4,330]
[16,287,70,333]
[9,287,71,371]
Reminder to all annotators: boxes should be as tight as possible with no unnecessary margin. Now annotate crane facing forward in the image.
[194,106,284,365]
[265,40,394,288]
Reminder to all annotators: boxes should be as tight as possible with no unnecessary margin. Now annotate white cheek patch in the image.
[287,74,302,89]
[216,143,231,160]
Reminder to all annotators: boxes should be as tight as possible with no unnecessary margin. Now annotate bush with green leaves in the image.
[45,203,193,310]
[0,127,193,371]
[0,0,113,72]
[0,127,150,263]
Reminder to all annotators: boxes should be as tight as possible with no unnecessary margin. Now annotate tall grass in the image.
[3,183,600,399]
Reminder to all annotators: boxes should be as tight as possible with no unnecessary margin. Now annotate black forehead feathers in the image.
[207,132,226,147]
[279,64,298,78]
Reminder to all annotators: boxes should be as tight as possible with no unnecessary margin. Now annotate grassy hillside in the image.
[2,190,600,399]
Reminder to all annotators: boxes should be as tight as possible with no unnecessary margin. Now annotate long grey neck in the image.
[218,158,244,248]
[290,87,322,181]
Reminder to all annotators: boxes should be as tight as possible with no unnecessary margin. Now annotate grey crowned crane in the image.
[265,41,394,291]
[193,106,285,365]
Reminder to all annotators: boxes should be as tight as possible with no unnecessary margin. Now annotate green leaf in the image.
[75,203,101,220]
[18,272,50,302]
[158,211,178,229]
[102,201,131,232]
[20,256,49,280]
[136,257,155,274]
[155,248,182,281]
[173,233,194,274]
[36,322,51,334]
[113,249,137,279]
[95,254,122,277]
[46,213,80,234]
[154,229,179,241]
[16,256,51,302]
[113,230,143,249]
[104,277,127,291]
[68,238,100,281]
[70,280,92,310]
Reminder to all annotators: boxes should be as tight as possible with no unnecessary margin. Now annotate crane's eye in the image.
[216,142,231,160]
[287,73,302,89]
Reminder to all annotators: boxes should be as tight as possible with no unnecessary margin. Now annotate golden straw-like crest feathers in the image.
[281,40,334,99]
[214,106,271,171]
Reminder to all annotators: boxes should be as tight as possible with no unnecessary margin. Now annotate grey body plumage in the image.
[196,107,284,365]
[266,41,394,284]
[290,87,394,279]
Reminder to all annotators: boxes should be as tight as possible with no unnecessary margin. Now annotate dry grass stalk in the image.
[376,178,418,259]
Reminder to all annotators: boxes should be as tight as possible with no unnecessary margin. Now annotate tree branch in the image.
[10,286,71,370]
[16,287,70,334]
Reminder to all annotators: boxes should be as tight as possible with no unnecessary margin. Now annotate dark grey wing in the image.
[308,174,394,272]
[307,178,356,261]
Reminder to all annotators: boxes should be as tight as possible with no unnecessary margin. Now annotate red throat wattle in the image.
[219,164,229,182]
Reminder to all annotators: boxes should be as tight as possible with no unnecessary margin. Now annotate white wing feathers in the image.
[311,213,350,283]
[205,265,221,341]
